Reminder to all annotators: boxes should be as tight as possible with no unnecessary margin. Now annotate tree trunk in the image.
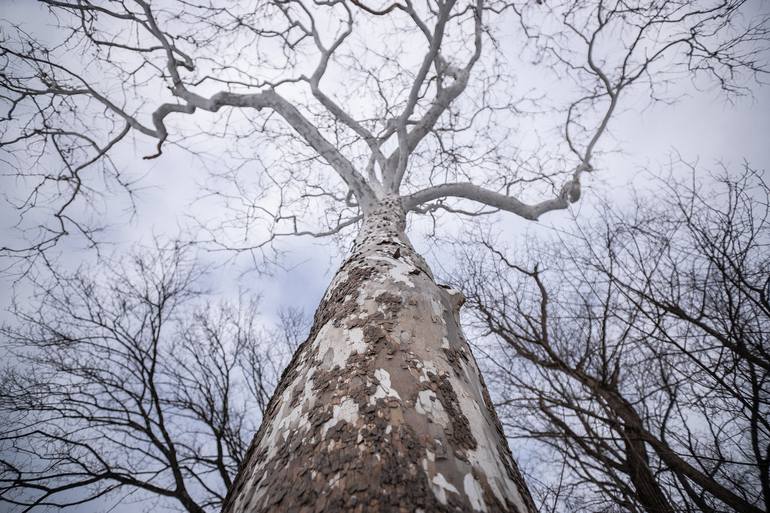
[623,426,675,513]
[222,198,537,513]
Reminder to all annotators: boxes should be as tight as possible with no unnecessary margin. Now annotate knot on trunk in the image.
[439,284,466,313]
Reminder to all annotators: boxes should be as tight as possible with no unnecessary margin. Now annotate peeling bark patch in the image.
[372,368,401,402]
[432,473,460,505]
[427,371,477,452]
[443,346,470,378]
[373,291,402,315]
[415,389,450,426]
[464,473,488,512]
[322,397,360,436]
[308,258,379,351]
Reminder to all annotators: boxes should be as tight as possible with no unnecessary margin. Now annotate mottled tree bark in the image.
[222,198,537,513]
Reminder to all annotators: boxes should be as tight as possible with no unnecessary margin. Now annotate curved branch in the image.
[403,170,584,221]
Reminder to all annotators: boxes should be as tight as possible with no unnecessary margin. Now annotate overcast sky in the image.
[2,1,769,322]
[1,1,769,511]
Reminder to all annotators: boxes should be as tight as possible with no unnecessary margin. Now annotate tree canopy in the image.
[2,0,767,271]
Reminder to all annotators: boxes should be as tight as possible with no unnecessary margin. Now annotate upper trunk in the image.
[222,197,537,513]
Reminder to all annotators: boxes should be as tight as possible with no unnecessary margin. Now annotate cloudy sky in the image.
[1,0,769,511]
[1,1,768,320]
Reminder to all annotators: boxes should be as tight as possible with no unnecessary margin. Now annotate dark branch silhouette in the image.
[0,240,296,512]
[457,164,769,513]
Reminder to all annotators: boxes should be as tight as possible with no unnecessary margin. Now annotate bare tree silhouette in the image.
[0,241,292,512]
[459,165,769,512]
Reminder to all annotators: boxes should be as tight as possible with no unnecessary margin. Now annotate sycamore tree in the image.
[1,1,767,512]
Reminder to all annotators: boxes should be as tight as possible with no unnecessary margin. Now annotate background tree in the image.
[457,165,769,512]
[0,241,292,512]
[1,1,768,512]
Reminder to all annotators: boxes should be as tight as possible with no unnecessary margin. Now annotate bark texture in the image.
[222,198,537,513]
